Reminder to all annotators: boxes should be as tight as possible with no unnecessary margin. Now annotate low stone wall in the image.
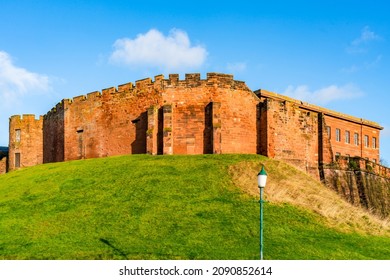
[322,156,390,218]
[0,157,7,174]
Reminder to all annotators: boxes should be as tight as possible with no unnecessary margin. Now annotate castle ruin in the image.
[4,72,390,216]
[6,73,384,175]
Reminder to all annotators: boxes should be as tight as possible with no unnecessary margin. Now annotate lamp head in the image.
[257,165,267,188]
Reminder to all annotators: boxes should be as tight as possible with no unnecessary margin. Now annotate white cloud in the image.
[0,51,50,104]
[347,26,381,54]
[109,29,208,71]
[366,55,382,68]
[352,26,381,45]
[226,62,247,72]
[342,55,382,74]
[0,51,52,145]
[282,83,363,105]
[341,65,360,74]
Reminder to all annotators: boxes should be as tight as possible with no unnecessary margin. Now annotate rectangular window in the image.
[15,129,21,142]
[336,128,341,142]
[373,159,377,163]
[77,129,84,160]
[326,126,331,139]
[335,152,341,159]
[345,131,350,144]
[354,133,359,146]
[364,135,369,147]
[15,153,20,168]
[372,137,377,149]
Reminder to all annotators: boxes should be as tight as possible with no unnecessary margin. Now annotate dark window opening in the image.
[15,153,20,168]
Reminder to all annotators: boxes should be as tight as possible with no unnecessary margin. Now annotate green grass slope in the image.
[0,154,389,260]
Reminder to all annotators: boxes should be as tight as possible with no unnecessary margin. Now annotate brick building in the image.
[256,90,382,176]
[6,73,384,178]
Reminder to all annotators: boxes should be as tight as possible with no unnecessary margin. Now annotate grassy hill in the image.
[0,154,389,260]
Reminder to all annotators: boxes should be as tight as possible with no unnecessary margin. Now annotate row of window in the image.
[326,126,377,148]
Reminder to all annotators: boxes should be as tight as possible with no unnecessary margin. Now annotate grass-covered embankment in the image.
[0,154,389,259]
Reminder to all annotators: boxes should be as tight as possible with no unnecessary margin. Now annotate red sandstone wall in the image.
[61,79,163,161]
[256,90,382,177]
[324,116,380,163]
[323,156,390,217]
[162,73,258,154]
[46,73,258,162]
[361,125,380,162]
[319,113,334,164]
[10,72,382,180]
[258,99,268,156]
[63,92,105,161]
[8,115,43,171]
[261,98,321,176]
[43,102,65,163]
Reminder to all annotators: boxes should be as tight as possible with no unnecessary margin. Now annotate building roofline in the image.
[255,89,384,130]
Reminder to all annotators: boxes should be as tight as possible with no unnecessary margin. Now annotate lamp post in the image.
[257,165,267,260]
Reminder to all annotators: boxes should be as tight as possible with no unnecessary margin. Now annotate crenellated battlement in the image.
[163,72,247,89]
[168,74,179,85]
[135,77,153,89]
[44,101,66,119]
[42,73,250,118]
[102,87,117,95]
[86,90,102,99]
[73,95,88,102]
[117,82,134,92]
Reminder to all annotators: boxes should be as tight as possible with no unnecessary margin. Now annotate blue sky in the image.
[1,0,389,162]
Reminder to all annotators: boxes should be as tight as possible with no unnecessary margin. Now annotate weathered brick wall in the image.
[60,79,163,161]
[323,156,390,217]
[257,100,268,156]
[258,97,322,177]
[63,91,105,161]
[8,115,43,171]
[6,72,385,184]
[324,156,390,179]
[43,102,65,163]
[161,73,258,154]
[40,73,258,162]
[257,89,383,178]
[317,113,334,165]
